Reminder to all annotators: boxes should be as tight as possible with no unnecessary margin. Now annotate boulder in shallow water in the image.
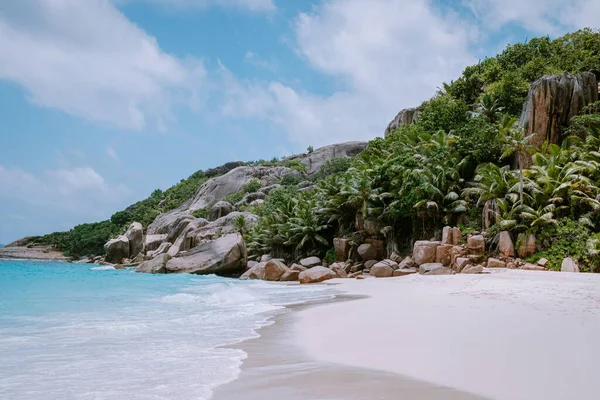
[125,222,144,259]
[299,266,335,284]
[104,235,129,264]
[239,262,267,280]
[165,233,246,275]
[136,254,171,274]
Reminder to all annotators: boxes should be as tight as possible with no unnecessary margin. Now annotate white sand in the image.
[295,269,600,400]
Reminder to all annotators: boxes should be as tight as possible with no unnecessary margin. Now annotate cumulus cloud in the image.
[219,0,475,146]
[465,0,599,35]
[0,165,131,216]
[0,0,206,130]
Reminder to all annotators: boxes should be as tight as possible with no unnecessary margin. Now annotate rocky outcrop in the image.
[333,238,351,261]
[299,266,335,284]
[519,72,598,165]
[561,257,580,273]
[299,256,321,268]
[104,235,129,263]
[517,233,536,258]
[0,240,70,261]
[124,222,144,258]
[136,254,171,274]
[165,233,246,275]
[145,234,167,252]
[385,108,421,137]
[466,235,485,255]
[147,166,299,236]
[283,142,368,174]
[210,201,233,220]
[357,243,377,261]
[413,241,439,265]
[146,242,172,259]
[497,231,515,257]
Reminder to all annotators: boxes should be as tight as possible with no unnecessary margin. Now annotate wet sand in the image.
[213,295,487,400]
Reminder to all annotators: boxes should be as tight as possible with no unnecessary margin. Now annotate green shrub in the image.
[530,219,594,271]
[192,208,209,219]
[324,248,336,265]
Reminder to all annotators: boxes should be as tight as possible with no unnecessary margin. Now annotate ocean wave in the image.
[90,265,115,271]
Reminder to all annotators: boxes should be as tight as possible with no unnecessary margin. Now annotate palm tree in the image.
[463,163,517,229]
[501,125,536,206]
[470,92,504,123]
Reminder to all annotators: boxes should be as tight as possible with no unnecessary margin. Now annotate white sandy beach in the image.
[295,269,600,400]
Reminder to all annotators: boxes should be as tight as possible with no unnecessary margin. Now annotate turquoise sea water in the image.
[0,260,335,400]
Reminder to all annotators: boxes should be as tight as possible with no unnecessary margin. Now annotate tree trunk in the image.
[518,155,524,206]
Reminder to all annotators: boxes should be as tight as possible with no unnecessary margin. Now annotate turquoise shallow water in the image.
[0,260,335,400]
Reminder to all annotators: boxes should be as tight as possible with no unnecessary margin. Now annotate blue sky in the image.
[0,0,597,244]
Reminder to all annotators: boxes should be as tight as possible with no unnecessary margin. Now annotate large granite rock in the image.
[300,256,322,268]
[104,235,129,264]
[264,259,289,281]
[487,257,506,268]
[561,257,580,273]
[167,218,210,257]
[385,108,421,137]
[147,242,172,259]
[333,238,351,261]
[357,243,378,261]
[419,263,454,275]
[466,235,485,255]
[145,234,167,252]
[370,262,394,278]
[240,262,267,280]
[299,266,335,284]
[517,233,536,258]
[147,166,299,236]
[435,244,453,266]
[165,233,246,275]
[413,241,439,265]
[136,254,171,274]
[210,201,233,220]
[519,72,598,166]
[124,222,144,258]
[186,212,258,248]
[497,231,515,257]
[282,142,368,174]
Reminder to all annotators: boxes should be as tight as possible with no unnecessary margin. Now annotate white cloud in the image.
[115,0,276,12]
[465,0,599,35]
[244,51,278,71]
[106,146,120,161]
[219,0,475,146]
[0,165,131,216]
[0,0,206,130]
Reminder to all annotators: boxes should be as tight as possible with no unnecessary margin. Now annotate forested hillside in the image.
[28,28,600,271]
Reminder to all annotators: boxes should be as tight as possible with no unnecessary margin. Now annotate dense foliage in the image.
[36,169,209,257]
[243,29,600,267]
[33,29,600,270]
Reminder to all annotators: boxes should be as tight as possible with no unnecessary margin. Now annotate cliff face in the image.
[283,141,368,174]
[519,72,598,149]
[384,108,420,137]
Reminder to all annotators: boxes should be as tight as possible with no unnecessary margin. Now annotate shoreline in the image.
[212,283,486,400]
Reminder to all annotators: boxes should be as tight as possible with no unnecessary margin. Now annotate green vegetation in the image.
[224,179,262,204]
[36,169,210,258]
[192,208,210,219]
[33,29,600,271]
[244,29,600,267]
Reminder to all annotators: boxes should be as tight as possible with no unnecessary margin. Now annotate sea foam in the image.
[0,260,336,399]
